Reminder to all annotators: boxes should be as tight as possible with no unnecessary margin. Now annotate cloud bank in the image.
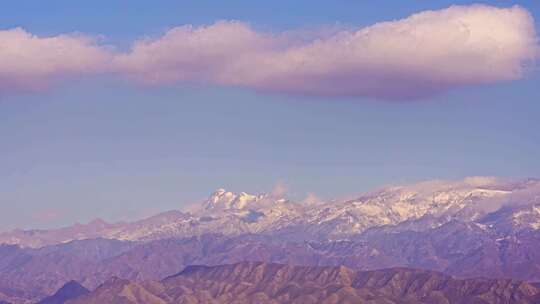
[1,5,538,99]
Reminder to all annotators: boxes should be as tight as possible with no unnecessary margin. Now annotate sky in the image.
[0,0,539,231]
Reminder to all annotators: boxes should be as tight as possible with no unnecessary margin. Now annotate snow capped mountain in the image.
[1,177,540,248]
[3,177,540,303]
[302,181,513,237]
[516,205,540,229]
[202,188,268,211]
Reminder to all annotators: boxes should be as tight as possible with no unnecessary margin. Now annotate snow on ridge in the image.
[203,188,270,211]
[1,177,539,248]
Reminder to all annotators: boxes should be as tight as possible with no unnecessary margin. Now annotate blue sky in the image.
[1,0,539,230]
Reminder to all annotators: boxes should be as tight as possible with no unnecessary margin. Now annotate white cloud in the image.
[114,5,538,99]
[1,5,537,99]
[0,28,112,93]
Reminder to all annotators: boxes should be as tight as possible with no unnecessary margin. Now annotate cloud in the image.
[483,179,540,212]
[0,28,112,93]
[1,4,538,99]
[115,4,538,99]
[113,21,277,85]
[270,180,288,197]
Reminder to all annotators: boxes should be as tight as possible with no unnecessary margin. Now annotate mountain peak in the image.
[203,188,268,211]
[37,280,89,304]
[88,218,108,227]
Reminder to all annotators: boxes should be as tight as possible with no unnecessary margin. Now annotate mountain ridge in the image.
[65,262,540,304]
[37,280,89,304]
[2,177,539,249]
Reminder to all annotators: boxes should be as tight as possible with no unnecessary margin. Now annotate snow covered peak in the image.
[511,205,540,230]
[203,189,269,211]
[2,177,539,248]
[305,178,518,237]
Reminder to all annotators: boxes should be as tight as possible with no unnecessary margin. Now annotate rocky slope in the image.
[2,225,540,303]
[37,281,89,304]
[66,262,540,304]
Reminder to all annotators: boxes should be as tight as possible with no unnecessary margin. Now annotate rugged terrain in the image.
[1,177,540,303]
[66,262,540,304]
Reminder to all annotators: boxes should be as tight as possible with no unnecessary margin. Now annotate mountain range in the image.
[65,262,540,304]
[1,177,540,303]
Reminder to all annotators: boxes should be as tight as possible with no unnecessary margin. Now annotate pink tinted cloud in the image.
[113,21,279,85]
[0,5,538,99]
[115,5,538,99]
[0,28,112,93]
